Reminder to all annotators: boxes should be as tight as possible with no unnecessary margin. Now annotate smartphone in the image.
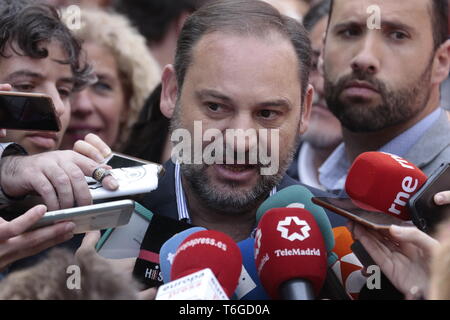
[104,152,165,176]
[96,202,153,259]
[0,91,61,131]
[28,199,134,234]
[408,162,450,233]
[312,197,404,230]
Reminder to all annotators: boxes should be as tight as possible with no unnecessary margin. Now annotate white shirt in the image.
[297,142,325,191]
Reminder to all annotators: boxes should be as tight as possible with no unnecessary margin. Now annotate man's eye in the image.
[13,84,34,92]
[207,103,221,112]
[59,88,71,99]
[259,110,277,119]
[389,31,409,41]
[339,27,361,38]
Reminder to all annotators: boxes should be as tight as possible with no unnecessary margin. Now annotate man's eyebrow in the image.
[4,70,76,85]
[381,20,416,34]
[333,19,415,34]
[4,70,44,81]
[256,98,292,110]
[196,89,233,103]
[332,20,366,30]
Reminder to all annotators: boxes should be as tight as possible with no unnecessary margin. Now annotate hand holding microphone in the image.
[348,220,438,299]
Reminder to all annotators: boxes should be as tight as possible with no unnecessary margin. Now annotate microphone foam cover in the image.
[171,230,242,297]
[234,238,270,300]
[332,227,366,299]
[159,227,206,283]
[345,152,427,220]
[255,208,327,299]
[256,185,335,256]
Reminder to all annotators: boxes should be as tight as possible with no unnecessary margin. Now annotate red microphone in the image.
[171,230,242,298]
[345,152,427,220]
[254,207,327,300]
[332,227,367,300]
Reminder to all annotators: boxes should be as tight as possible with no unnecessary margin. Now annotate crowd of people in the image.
[0,0,449,301]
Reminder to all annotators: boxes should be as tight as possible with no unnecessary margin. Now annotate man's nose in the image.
[225,114,259,157]
[350,33,381,75]
[51,91,66,119]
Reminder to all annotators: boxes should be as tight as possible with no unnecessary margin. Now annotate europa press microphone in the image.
[254,207,327,300]
[256,185,351,299]
[159,227,206,283]
[160,230,270,300]
[156,230,242,300]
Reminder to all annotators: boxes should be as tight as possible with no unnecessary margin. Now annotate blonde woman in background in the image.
[60,8,161,152]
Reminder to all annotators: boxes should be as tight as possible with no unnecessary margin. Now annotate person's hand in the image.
[138,287,158,300]
[76,231,157,299]
[76,231,137,279]
[0,84,11,91]
[349,221,439,299]
[0,150,118,211]
[434,191,450,206]
[73,133,112,163]
[0,204,75,271]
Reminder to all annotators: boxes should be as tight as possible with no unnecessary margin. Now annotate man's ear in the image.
[160,64,178,119]
[431,39,450,85]
[299,84,314,135]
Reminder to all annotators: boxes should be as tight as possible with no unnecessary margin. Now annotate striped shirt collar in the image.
[175,162,277,222]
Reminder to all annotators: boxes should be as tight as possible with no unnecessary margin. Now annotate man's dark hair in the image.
[0,0,92,90]
[303,0,331,32]
[174,0,312,104]
[113,0,210,45]
[328,0,448,49]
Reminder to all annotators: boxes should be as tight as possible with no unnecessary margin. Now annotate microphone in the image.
[171,230,243,298]
[255,207,327,300]
[159,227,207,283]
[256,185,351,299]
[332,227,367,300]
[233,238,270,300]
[132,213,193,288]
[345,152,427,220]
[256,185,337,265]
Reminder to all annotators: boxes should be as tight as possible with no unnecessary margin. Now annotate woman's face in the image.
[61,42,128,150]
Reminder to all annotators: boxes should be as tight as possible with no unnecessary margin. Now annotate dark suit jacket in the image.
[140,161,347,228]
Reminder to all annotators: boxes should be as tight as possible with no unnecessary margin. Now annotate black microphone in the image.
[132,213,192,288]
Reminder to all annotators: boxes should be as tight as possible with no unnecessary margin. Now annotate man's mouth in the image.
[25,132,58,150]
[213,163,259,182]
[220,164,258,172]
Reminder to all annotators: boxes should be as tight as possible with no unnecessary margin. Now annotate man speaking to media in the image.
[140,0,346,244]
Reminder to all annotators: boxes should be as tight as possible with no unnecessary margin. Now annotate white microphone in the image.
[155,268,229,300]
